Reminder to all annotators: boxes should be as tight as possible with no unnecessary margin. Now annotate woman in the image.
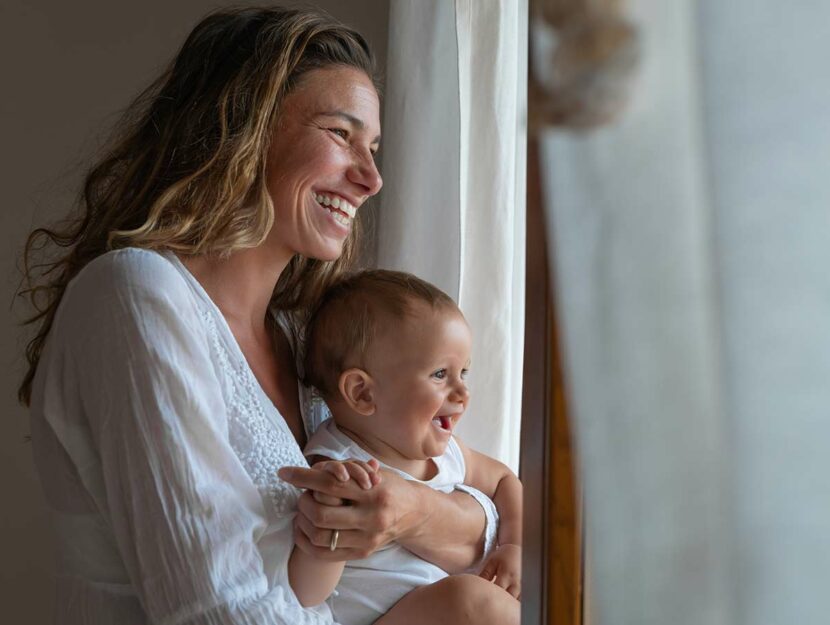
[20,7,501,625]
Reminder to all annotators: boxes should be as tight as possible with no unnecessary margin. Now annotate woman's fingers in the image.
[293,505,380,561]
[293,518,349,561]
[295,508,348,548]
[312,490,344,506]
[294,489,393,556]
[296,490,360,530]
[280,466,368,499]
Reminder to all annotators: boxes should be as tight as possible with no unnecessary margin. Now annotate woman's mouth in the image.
[314,192,356,227]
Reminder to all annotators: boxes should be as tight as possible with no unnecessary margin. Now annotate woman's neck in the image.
[179,244,293,330]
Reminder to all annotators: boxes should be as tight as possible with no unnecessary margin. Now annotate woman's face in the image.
[264,66,382,262]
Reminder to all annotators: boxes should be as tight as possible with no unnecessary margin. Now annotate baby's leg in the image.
[373,574,519,625]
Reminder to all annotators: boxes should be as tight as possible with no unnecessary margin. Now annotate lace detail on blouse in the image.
[200,309,308,520]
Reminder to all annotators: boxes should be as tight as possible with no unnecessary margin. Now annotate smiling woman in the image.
[17,6,502,625]
[264,66,382,263]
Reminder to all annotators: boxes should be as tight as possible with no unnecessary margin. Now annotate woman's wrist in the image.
[394,481,489,573]
[379,470,430,543]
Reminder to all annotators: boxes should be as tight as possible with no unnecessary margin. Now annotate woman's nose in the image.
[347,151,383,197]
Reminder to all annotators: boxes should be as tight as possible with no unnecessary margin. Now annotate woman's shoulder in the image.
[71,248,187,295]
[36,248,211,401]
[58,248,202,327]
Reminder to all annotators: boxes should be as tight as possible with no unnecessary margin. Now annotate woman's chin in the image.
[302,239,346,263]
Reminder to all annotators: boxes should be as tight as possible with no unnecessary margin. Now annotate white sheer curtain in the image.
[540,0,830,623]
[378,0,527,470]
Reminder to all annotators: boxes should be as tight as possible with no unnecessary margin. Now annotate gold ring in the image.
[329,529,340,552]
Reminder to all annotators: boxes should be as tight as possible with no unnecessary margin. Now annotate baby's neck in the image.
[334,422,437,482]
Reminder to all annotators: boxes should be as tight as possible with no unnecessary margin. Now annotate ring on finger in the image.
[329,529,340,552]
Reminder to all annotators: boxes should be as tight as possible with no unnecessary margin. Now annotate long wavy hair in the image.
[18,6,377,406]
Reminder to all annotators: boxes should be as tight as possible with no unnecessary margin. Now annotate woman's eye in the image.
[432,369,447,380]
[330,128,349,140]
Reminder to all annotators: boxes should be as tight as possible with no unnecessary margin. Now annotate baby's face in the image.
[362,305,472,460]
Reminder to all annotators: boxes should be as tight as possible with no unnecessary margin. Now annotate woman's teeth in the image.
[315,193,356,226]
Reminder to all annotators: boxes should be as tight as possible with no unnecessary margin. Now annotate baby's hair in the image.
[303,269,460,398]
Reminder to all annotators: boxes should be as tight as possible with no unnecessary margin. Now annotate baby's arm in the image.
[455,438,523,598]
[288,458,380,606]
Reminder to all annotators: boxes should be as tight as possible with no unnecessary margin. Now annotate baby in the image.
[288,269,522,625]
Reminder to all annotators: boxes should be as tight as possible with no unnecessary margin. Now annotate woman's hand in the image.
[307,458,381,506]
[279,464,488,571]
[279,465,416,561]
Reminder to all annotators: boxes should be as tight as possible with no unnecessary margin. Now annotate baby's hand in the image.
[310,458,381,505]
[479,543,521,599]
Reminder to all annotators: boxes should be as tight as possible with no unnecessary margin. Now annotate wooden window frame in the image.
[521,138,583,625]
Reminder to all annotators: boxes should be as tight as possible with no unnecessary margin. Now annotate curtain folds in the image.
[538,1,733,623]
[539,0,830,623]
[378,0,527,470]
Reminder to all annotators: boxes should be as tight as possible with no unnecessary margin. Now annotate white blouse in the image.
[30,248,334,625]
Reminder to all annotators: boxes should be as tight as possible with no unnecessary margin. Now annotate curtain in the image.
[378,0,527,471]
[539,0,830,623]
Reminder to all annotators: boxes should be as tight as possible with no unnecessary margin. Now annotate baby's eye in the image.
[461,369,469,380]
[432,369,447,380]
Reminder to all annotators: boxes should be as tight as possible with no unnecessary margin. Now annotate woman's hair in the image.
[18,6,377,406]
[303,269,460,399]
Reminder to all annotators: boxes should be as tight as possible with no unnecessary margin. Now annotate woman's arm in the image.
[59,251,314,624]
[278,465,488,573]
[395,478,490,571]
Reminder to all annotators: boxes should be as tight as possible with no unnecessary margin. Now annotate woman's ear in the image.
[338,368,375,416]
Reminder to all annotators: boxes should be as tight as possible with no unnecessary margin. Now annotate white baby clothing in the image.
[304,419,469,625]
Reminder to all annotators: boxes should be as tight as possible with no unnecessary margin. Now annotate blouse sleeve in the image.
[50,250,327,625]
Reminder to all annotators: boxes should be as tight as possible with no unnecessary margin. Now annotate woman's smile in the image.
[313,191,358,227]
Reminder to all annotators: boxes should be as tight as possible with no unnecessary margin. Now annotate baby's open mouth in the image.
[431,415,452,431]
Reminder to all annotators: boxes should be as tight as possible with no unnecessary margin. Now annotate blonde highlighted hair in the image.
[18,6,377,405]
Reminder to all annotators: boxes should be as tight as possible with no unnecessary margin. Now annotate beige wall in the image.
[0,2,388,621]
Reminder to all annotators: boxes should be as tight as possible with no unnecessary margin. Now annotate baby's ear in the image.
[338,368,375,416]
